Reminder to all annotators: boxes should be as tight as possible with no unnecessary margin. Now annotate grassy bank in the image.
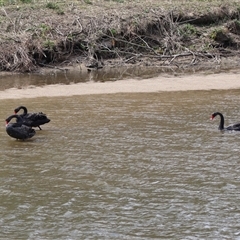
[1,0,240,72]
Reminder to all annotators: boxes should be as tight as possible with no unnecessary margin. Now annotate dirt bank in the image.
[1,71,240,99]
[1,0,240,73]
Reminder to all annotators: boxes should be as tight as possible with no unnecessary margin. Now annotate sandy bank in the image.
[0,72,240,99]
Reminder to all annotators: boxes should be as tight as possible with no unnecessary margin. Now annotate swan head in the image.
[210,112,222,120]
[210,112,217,120]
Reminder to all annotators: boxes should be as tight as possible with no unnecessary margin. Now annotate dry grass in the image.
[0,0,240,72]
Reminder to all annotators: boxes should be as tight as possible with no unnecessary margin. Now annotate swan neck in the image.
[20,106,27,114]
[11,115,23,125]
[218,113,224,130]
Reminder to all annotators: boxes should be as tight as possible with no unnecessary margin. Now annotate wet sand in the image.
[0,72,240,99]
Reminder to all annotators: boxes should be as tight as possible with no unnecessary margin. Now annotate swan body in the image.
[210,112,240,131]
[6,115,36,140]
[14,106,50,130]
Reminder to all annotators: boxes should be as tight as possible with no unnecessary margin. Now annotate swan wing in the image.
[6,125,36,139]
[226,122,240,131]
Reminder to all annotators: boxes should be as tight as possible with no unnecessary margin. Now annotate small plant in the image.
[110,28,117,36]
[46,2,64,14]
[210,28,224,40]
[180,24,197,37]
[235,20,240,27]
[202,43,214,51]
[38,24,52,39]
[46,2,60,10]
[84,0,93,4]
[40,24,51,35]
[43,40,55,50]
[56,9,64,15]
[210,27,232,46]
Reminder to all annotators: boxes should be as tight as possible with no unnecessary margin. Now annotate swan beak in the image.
[210,116,214,120]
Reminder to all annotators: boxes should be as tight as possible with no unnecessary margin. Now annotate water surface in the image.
[0,89,240,239]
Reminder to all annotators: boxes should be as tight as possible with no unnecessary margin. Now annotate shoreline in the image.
[0,72,240,100]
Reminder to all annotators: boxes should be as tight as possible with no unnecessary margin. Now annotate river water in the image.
[0,72,240,239]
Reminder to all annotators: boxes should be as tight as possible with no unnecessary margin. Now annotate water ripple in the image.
[0,90,240,239]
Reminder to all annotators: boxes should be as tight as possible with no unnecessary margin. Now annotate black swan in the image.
[14,106,50,130]
[210,112,240,131]
[5,115,36,140]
